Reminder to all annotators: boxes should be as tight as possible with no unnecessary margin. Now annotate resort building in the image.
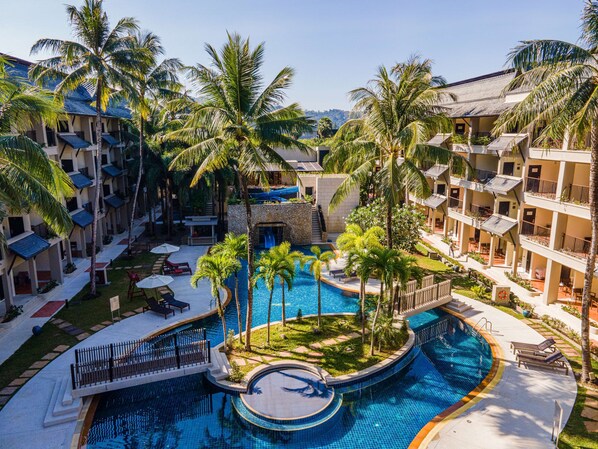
[419,70,597,306]
[0,54,132,312]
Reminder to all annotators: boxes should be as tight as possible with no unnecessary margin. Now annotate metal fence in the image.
[414,316,452,346]
[71,328,210,390]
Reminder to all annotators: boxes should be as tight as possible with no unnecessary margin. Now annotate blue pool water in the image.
[86,248,492,449]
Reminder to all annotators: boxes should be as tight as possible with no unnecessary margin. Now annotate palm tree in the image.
[326,57,467,247]
[192,253,240,352]
[30,0,142,295]
[303,245,336,328]
[0,57,73,244]
[212,233,248,344]
[268,242,302,326]
[168,33,313,350]
[124,31,183,253]
[254,246,294,346]
[493,0,598,382]
[336,223,385,253]
[345,248,370,342]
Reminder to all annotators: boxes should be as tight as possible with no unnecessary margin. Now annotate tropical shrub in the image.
[228,360,244,383]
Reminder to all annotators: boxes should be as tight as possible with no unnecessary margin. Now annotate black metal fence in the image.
[71,328,210,390]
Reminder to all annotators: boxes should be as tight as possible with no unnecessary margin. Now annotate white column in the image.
[28,258,39,292]
[48,244,64,284]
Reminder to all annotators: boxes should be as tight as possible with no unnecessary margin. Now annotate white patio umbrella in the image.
[136,274,174,300]
[150,243,180,255]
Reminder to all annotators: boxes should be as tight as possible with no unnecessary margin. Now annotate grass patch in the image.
[413,244,451,273]
[227,315,408,378]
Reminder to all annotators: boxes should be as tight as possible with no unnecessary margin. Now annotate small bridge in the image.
[396,276,452,317]
[70,328,211,397]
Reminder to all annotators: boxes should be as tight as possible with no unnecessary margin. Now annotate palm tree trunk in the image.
[217,292,227,352]
[281,279,286,327]
[370,284,384,356]
[128,117,144,255]
[361,279,366,343]
[317,278,322,328]
[234,272,243,344]
[581,121,598,382]
[89,78,103,296]
[267,289,273,346]
[386,203,393,249]
[239,173,254,350]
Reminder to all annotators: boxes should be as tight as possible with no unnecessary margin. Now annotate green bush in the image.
[471,285,489,301]
[227,360,244,383]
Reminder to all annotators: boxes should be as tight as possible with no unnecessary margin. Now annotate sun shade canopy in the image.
[484,175,522,195]
[487,133,527,155]
[69,172,93,189]
[481,214,518,237]
[427,133,452,146]
[424,164,449,179]
[71,209,93,228]
[424,194,447,209]
[102,133,123,147]
[101,164,123,178]
[104,195,125,209]
[58,133,90,149]
[9,232,50,260]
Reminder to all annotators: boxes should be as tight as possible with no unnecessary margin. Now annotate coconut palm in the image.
[303,245,336,328]
[30,0,142,295]
[336,223,385,253]
[345,248,370,342]
[493,0,598,382]
[0,56,73,245]
[192,253,239,352]
[326,57,467,247]
[124,31,183,252]
[168,33,314,350]
[212,233,248,344]
[254,246,295,346]
[268,242,302,327]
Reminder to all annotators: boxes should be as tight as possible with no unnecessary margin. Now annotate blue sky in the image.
[0,0,581,110]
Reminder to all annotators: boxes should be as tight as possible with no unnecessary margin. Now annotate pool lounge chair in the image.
[161,293,191,313]
[165,259,192,274]
[143,298,175,319]
[517,351,568,375]
[163,260,192,276]
[510,338,556,354]
[329,269,345,278]
[337,271,357,282]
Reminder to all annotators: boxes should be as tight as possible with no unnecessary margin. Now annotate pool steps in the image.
[444,299,472,314]
[43,378,82,427]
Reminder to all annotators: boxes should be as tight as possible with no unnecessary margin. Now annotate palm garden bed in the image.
[226,315,408,378]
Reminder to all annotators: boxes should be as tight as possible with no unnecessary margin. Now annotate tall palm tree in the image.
[254,246,294,346]
[268,242,302,326]
[303,245,336,328]
[192,253,239,352]
[0,56,73,245]
[336,223,385,253]
[30,0,141,295]
[345,248,370,342]
[493,0,598,382]
[326,57,467,247]
[124,31,183,252]
[212,233,248,344]
[168,33,313,350]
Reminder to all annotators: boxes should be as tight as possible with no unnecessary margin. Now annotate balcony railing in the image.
[74,131,86,141]
[465,204,493,220]
[448,196,461,209]
[520,221,551,247]
[525,177,558,199]
[32,222,55,239]
[560,234,591,260]
[561,184,590,205]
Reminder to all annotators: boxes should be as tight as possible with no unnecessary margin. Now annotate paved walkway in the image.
[0,245,216,449]
[423,232,598,343]
[427,294,577,449]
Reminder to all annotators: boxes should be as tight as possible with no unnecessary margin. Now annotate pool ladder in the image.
[473,317,493,333]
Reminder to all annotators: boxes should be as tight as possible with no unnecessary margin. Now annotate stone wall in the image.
[227,202,312,245]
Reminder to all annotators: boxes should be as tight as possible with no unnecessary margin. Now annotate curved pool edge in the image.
[408,306,504,449]
[71,284,233,449]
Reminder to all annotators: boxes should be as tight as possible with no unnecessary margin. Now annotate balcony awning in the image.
[261,161,323,172]
[8,232,50,260]
[102,133,124,147]
[71,209,94,228]
[58,133,90,149]
[484,175,522,195]
[424,194,447,209]
[101,164,123,178]
[481,214,518,238]
[424,164,449,179]
[104,195,125,209]
[69,172,93,189]
[427,133,452,146]
[487,133,527,155]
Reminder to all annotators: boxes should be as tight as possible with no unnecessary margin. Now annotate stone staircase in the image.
[207,348,229,381]
[311,206,323,244]
[444,298,473,314]
[43,378,82,427]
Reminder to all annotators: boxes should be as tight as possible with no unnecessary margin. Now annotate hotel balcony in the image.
[520,220,551,247]
[450,168,497,192]
[523,181,590,220]
[524,177,558,200]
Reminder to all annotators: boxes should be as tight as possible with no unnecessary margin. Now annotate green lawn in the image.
[412,243,451,273]
[227,315,408,378]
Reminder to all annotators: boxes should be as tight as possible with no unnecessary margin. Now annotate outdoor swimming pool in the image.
[85,248,493,449]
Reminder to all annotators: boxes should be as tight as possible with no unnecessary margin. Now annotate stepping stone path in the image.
[583,389,598,434]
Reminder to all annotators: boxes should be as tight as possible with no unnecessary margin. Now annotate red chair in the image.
[164,259,192,275]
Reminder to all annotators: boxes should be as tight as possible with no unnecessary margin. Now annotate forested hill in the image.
[304,109,349,129]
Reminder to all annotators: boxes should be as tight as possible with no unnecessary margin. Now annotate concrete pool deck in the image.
[0,245,219,449]
[417,294,577,449]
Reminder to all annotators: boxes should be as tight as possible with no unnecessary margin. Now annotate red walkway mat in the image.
[32,301,65,318]
[118,238,128,245]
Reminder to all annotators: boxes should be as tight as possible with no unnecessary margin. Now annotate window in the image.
[8,217,25,237]
[103,184,111,197]
[101,154,108,165]
[502,162,515,176]
[305,187,314,196]
[58,121,69,132]
[61,159,74,173]
[436,184,446,195]
[455,123,466,135]
[498,201,510,217]
[66,197,78,212]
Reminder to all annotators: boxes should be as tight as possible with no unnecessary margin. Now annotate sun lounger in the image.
[338,271,357,282]
[161,293,190,313]
[165,259,192,274]
[329,269,344,278]
[517,351,568,375]
[510,338,556,354]
[143,298,175,319]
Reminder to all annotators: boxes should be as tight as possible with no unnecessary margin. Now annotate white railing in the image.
[397,279,452,315]
[414,316,452,346]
